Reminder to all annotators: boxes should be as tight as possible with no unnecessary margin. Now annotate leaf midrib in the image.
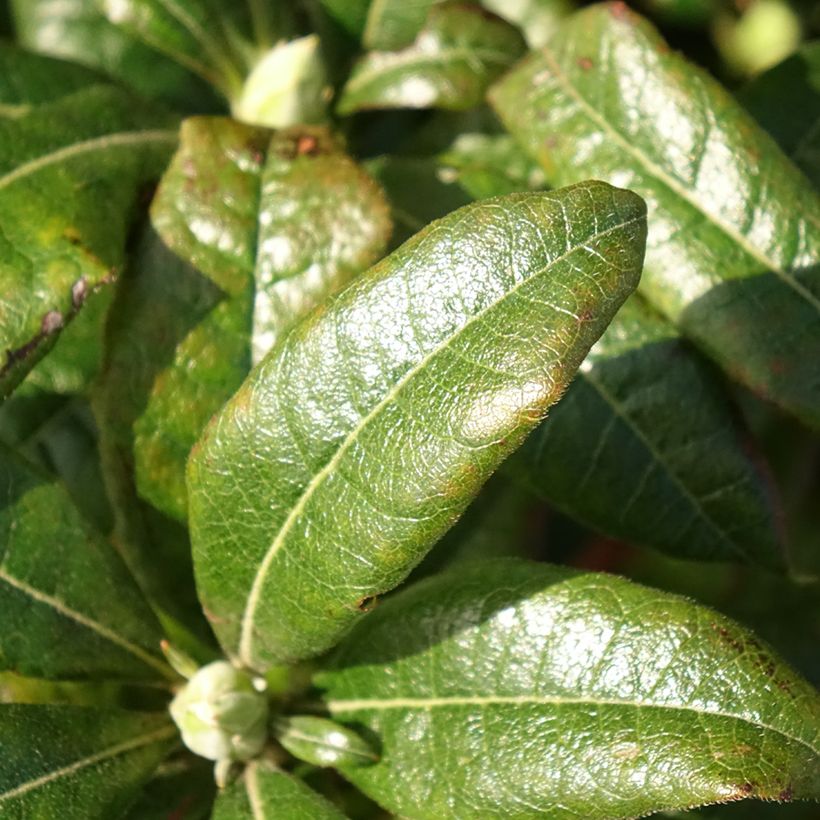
[0,722,176,803]
[538,46,820,314]
[0,130,178,191]
[580,368,749,562]
[0,566,174,680]
[237,208,644,666]
[326,693,818,757]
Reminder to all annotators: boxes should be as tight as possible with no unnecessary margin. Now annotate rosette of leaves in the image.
[0,1,819,819]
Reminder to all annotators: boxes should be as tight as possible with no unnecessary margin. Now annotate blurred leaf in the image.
[11,0,222,111]
[491,3,820,430]
[211,760,346,819]
[125,756,215,820]
[0,85,176,398]
[508,295,785,568]
[275,715,379,768]
[0,705,175,819]
[363,0,438,50]
[0,443,173,681]
[188,181,646,669]
[741,40,820,187]
[317,559,820,818]
[482,0,574,47]
[338,4,525,114]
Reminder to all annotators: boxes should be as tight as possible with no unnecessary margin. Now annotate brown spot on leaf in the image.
[356,596,378,613]
[778,786,793,802]
[577,57,594,71]
[71,277,89,308]
[609,1,631,19]
[296,134,319,156]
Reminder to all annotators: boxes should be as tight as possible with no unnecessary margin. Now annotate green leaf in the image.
[362,0,437,50]
[338,4,525,114]
[275,715,379,768]
[740,41,820,188]
[136,118,391,521]
[316,0,370,40]
[0,705,175,819]
[0,85,176,398]
[188,180,647,669]
[0,43,102,115]
[490,3,820,429]
[10,0,221,112]
[481,0,574,48]
[0,443,173,681]
[316,559,820,819]
[93,230,218,651]
[211,760,347,819]
[95,0,258,99]
[0,392,113,535]
[507,295,785,567]
[125,757,215,820]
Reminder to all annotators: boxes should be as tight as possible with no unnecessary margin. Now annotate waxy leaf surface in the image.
[11,0,220,111]
[188,180,646,669]
[490,2,820,428]
[0,705,175,819]
[0,443,172,681]
[141,117,390,520]
[508,295,784,566]
[317,559,820,819]
[362,0,437,50]
[740,41,820,188]
[211,760,346,820]
[0,85,176,397]
[338,4,525,114]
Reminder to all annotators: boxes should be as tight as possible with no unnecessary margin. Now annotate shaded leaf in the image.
[132,118,390,522]
[212,760,346,819]
[338,4,525,114]
[188,180,646,669]
[317,559,820,819]
[125,756,214,820]
[10,0,221,111]
[740,41,820,188]
[93,229,218,653]
[0,443,172,681]
[507,295,785,567]
[0,43,101,115]
[316,0,371,40]
[0,392,113,534]
[0,705,175,819]
[490,2,820,429]
[0,85,176,397]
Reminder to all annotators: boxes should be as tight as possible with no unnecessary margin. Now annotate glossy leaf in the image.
[0,43,101,115]
[0,85,176,397]
[507,295,785,567]
[362,0,437,50]
[317,559,820,819]
[338,4,525,114]
[490,2,820,429]
[11,0,221,111]
[0,705,175,819]
[188,180,647,669]
[740,41,820,188]
[0,443,172,681]
[211,760,346,820]
[138,118,391,521]
[275,715,379,768]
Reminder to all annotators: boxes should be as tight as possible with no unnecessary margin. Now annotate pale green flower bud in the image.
[169,661,269,762]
